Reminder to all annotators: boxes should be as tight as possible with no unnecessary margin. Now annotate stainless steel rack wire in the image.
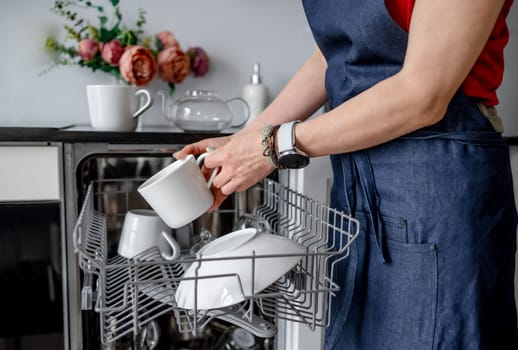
[73,178,360,345]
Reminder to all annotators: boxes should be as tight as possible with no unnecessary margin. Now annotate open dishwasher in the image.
[65,137,359,350]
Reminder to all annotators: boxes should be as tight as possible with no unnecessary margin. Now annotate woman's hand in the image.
[205,129,275,208]
[174,135,231,159]
[174,130,275,210]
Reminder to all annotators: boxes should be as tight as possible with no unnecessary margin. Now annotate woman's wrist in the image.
[261,124,281,168]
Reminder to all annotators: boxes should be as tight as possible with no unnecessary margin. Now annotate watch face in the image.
[279,152,310,169]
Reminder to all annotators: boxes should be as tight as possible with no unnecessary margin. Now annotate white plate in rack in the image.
[175,228,306,310]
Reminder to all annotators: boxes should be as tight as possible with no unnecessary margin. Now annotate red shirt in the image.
[386,0,513,106]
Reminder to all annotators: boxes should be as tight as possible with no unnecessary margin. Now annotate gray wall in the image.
[1,1,517,130]
[500,3,518,136]
[0,0,315,127]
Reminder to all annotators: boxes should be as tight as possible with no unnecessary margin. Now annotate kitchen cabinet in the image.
[0,142,66,350]
[0,145,61,201]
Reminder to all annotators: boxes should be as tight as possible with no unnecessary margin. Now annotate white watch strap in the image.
[277,121,299,154]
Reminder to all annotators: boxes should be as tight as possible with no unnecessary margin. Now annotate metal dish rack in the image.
[73,178,360,345]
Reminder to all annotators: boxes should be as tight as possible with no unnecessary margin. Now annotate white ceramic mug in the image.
[86,84,153,131]
[137,153,218,228]
[117,209,180,260]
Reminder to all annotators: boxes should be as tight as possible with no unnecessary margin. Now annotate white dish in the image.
[175,228,306,310]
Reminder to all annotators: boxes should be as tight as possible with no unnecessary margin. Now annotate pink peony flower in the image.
[101,39,124,66]
[156,30,179,49]
[119,45,157,86]
[186,47,209,77]
[78,38,99,61]
[157,47,190,84]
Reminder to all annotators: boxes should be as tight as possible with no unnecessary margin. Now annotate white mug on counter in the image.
[137,152,218,228]
[86,84,153,132]
[117,209,180,260]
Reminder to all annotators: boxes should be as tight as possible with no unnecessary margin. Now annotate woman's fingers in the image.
[174,136,230,159]
[209,187,228,211]
[173,143,204,159]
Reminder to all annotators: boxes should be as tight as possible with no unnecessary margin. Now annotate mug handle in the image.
[160,231,181,260]
[133,89,153,119]
[196,152,219,188]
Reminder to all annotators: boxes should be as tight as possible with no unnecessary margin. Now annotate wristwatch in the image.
[276,120,310,169]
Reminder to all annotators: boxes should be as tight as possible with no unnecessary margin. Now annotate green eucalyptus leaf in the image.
[115,7,122,22]
[45,36,57,50]
[141,36,152,48]
[155,37,164,51]
[117,30,137,46]
[99,15,108,27]
[87,25,100,40]
[99,27,117,42]
[168,83,176,95]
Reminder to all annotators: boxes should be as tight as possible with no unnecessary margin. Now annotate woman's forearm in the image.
[295,72,440,157]
[295,0,505,158]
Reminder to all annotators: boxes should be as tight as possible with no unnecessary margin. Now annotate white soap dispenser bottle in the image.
[242,63,269,125]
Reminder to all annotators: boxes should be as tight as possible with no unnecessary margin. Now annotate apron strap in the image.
[352,151,387,263]
[402,131,506,144]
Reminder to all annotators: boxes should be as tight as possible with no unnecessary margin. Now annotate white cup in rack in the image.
[117,209,180,260]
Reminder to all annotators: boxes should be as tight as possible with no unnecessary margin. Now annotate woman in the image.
[175,0,517,348]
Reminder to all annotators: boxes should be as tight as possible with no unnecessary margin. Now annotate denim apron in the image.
[301,0,518,349]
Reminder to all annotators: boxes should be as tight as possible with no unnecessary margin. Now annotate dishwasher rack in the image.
[73,178,360,345]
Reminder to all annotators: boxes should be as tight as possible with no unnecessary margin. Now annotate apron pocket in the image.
[363,235,438,349]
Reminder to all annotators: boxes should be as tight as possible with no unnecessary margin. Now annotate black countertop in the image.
[0,124,234,144]
[1,124,517,145]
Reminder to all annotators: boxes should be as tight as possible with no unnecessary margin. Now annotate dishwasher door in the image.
[65,143,359,350]
[65,145,266,350]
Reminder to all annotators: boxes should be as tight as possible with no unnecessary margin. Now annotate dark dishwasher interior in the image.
[76,156,274,350]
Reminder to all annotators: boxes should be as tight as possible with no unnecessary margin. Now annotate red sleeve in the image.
[385,0,513,106]
[385,0,414,32]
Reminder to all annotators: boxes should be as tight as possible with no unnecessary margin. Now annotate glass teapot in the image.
[158,90,250,131]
